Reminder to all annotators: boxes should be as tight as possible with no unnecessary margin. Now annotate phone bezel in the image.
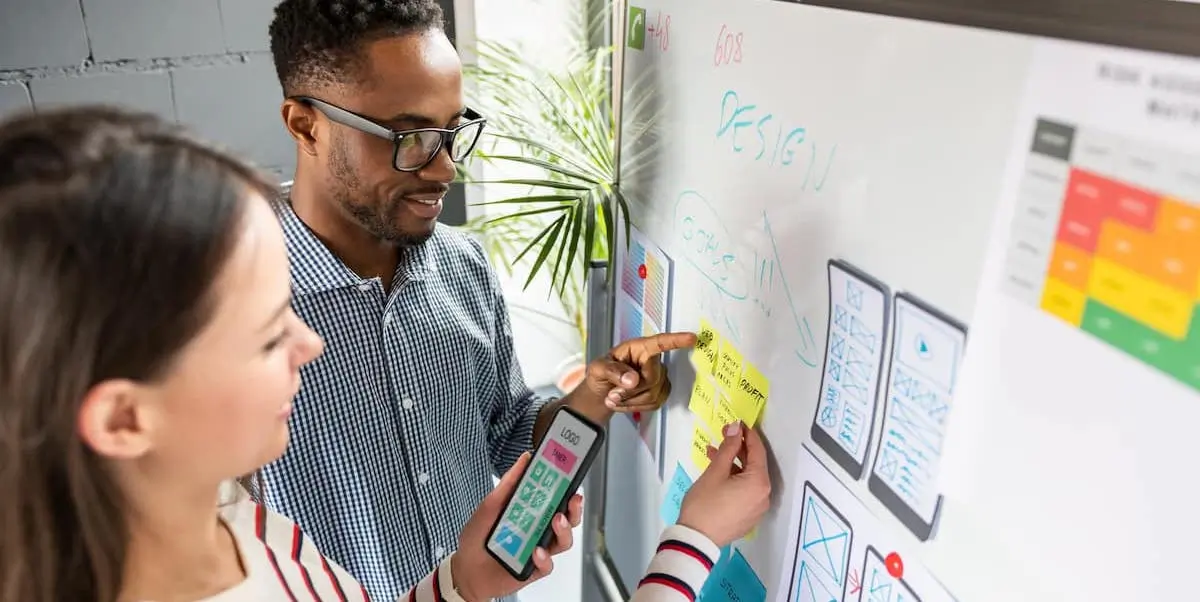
[484,405,607,580]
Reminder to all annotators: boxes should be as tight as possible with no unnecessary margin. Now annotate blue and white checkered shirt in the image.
[261,200,548,601]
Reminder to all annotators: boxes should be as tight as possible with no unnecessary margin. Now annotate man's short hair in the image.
[269,0,445,96]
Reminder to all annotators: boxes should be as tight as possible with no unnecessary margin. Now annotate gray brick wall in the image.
[0,0,467,223]
[0,0,293,178]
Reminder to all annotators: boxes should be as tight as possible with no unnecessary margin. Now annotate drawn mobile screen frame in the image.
[787,480,855,602]
[810,258,892,480]
[858,545,923,602]
[867,292,968,542]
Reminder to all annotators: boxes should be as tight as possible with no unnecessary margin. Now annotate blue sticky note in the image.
[659,462,693,525]
[698,547,766,602]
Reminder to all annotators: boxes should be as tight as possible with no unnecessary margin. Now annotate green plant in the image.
[458,4,627,347]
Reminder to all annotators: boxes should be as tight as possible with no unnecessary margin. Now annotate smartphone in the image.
[485,406,606,580]
[810,258,891,480]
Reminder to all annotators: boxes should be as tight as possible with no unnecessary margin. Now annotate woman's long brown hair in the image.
[0,107,278,602]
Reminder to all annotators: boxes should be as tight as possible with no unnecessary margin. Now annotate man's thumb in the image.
[710,422,745,473]
[486,452,532,508]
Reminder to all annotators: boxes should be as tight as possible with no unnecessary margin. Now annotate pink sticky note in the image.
[542,440,578,474]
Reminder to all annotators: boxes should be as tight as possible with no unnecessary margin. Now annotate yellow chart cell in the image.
[1040,277,1087,326]
[1088,257,1192,339]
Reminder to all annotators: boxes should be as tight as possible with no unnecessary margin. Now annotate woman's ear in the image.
[77,379,157,460]
[281,99,320,157]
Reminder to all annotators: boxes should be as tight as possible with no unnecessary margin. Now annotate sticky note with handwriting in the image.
[731,362,769,427]
[714,341,743,392]
[694,318,720,374]
[698,547,766,602]
[714,396,738,437]
[691,426,713,470]
[659,462,693,525]
[688,376,718,427]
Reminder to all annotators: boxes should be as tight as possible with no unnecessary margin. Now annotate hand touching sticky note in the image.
[694,318,720,374]
[714,340,743,392]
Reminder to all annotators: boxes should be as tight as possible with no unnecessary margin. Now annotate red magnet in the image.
[884,552,904,579]
[637,264,648,279]
[633,411,642,422]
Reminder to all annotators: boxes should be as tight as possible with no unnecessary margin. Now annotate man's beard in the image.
[335,189,435,247]
[328,140,434,247]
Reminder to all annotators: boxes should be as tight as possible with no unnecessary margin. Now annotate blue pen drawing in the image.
[870,295,967,538]
[858,547,923,602]
[715,89,838,191]
[791,482,852,602]
[673,189,748,300]
[759,213,819,367]
[671,190,818,366]
[811,261,889,475]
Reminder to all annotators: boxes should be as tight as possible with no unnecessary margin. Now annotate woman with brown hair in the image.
[0,106,771,602]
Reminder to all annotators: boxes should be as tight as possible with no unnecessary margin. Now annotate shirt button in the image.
[435,546,446,558]
[383,313,394,328]
[402,397,414,410]
[418,472,431,485]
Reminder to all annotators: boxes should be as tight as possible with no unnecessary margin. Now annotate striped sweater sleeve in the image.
[631,525,721,602]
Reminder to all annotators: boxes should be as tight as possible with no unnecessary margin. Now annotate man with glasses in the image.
[264,2,695,600]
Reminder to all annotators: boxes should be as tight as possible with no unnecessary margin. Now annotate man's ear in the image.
[281,99,320,157]
[77,379,157,460]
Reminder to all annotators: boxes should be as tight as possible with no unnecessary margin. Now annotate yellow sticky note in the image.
[694,319,720,374]
[688,377,718,424]
[714,396,738,436]
[732,362,769,427]
[691,426,713,470]
[714,341,743,392]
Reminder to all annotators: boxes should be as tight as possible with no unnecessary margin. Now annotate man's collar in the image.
[275,199,438,296]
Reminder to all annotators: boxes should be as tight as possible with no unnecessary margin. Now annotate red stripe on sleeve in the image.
[658,540,715,570]
[638,574,696,602]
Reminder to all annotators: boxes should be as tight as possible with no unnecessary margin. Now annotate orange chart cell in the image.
[1004,118,1200,393]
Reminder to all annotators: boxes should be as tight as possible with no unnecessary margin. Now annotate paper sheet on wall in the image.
[775,445,957,602]
[615,222,676,478]
[931,39,1200,601]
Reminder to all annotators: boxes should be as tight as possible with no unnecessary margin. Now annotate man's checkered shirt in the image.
[261,200,548,601]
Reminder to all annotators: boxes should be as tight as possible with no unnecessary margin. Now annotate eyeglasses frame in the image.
[292,95,487,173]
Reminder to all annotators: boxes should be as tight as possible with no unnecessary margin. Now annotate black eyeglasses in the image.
[294,96,486,172]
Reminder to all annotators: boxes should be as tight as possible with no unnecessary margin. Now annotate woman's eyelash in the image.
[264,329,290,351]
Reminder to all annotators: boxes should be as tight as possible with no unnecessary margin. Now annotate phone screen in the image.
[789,481,854,602]
[486,408,602,576]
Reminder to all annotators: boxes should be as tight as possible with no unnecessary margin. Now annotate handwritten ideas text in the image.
[713,24,743,67]
[715,90,838,190]
[672,188,820,368]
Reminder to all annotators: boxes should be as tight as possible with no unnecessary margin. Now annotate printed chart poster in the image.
[811,259,891,480]
[868,295,967,542]
[933,40,1200,601]
[775,445,956,602]
[613,222,675,475]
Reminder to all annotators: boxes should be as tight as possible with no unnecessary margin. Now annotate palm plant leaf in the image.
[458,3,649,343]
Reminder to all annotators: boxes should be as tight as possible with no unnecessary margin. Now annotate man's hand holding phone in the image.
[450,451,582,601]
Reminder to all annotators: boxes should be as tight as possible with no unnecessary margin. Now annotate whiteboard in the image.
[599,1,1200,601]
